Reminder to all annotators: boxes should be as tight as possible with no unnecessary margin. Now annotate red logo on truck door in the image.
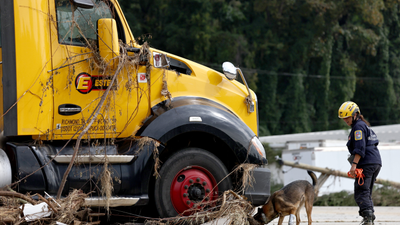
[75,73,112,94]
[75,73,93,94]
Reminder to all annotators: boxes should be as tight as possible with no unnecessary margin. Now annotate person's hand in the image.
[348,164,357,178]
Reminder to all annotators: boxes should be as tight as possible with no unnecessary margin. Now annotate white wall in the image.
[281,145,400,195]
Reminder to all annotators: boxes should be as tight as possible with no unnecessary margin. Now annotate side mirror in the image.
[222,62,255,113]
[73,0,94,9]
[222,62,237,80]
[97,18,119,69]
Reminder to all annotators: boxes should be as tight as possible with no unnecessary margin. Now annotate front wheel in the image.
[154,148,232,217]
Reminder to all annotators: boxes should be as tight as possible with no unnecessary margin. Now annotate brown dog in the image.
[253,170,317,225]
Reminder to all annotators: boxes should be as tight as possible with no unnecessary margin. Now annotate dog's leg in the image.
[295,210,301,225]
[288,214,296,225]
[277,216,285,225]
[295,203,303,225]
[305,198,313,224]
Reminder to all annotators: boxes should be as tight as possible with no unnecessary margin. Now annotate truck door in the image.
[49,0,149,140]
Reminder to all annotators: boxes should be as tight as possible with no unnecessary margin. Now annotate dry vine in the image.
[55,2,155,199]
[100,155,113,215]
[137,136,161,178]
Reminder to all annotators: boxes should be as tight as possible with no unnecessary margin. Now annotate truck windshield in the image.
[56,0,112,46]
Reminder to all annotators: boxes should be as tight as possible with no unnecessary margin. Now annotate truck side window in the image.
[56,0,113,46]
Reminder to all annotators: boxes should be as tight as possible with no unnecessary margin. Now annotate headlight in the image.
[251,136,266,159]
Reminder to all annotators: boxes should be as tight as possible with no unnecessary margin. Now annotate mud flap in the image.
[244,167,271,205]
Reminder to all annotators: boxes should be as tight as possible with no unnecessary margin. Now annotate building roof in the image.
[259,124,400,149]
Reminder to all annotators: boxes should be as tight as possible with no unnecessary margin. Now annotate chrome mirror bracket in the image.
[222,62,254,113]
[236,68,254,113]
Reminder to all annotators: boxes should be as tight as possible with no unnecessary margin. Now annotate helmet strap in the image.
[351,113,360,127]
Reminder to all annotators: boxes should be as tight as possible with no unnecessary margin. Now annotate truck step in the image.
[84,196,139,207]
[49,155,135,164]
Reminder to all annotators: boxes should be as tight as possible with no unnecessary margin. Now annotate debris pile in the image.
[139,164,262,225]
[0,163,262,225]
[0,189,97,224]
[0,188,262,225]
[142,190,259,225]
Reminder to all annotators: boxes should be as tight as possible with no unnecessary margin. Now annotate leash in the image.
[348,168,365,186]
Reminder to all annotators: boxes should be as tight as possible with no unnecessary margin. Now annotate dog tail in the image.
[307,170,317,187]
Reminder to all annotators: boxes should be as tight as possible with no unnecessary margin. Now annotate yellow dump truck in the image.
[0,0,270,218]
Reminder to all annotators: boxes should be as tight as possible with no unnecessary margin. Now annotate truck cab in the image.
[0,0,270,218]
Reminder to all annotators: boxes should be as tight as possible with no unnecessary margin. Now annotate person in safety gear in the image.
[338,101,382,225]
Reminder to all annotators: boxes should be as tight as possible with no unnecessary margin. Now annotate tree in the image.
[118,0,400,135]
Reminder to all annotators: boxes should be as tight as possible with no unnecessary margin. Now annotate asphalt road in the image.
[204,206,400,225]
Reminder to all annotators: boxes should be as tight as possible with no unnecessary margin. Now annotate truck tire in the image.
[154,148,232,217]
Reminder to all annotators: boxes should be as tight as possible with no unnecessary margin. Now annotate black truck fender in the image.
[137,97,267,166]
[136,97,270,206]
[4,143,48,193]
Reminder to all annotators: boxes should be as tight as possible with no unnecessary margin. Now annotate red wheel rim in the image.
[170,166,218,215]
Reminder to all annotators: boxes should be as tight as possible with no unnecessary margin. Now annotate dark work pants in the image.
[354,164,381,215]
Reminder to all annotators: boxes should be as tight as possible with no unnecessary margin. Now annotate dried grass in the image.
[137,137,161,178]
[143,190,256,225]
[57,189,88,224]
[100,155,113,214]
[235,164,258,193]
[0,163,259,224]
[0,189,90,224]
[0,196,20,224]
[150,165,260,225]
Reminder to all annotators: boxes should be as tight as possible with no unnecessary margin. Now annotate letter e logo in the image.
[75,73,93,94]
